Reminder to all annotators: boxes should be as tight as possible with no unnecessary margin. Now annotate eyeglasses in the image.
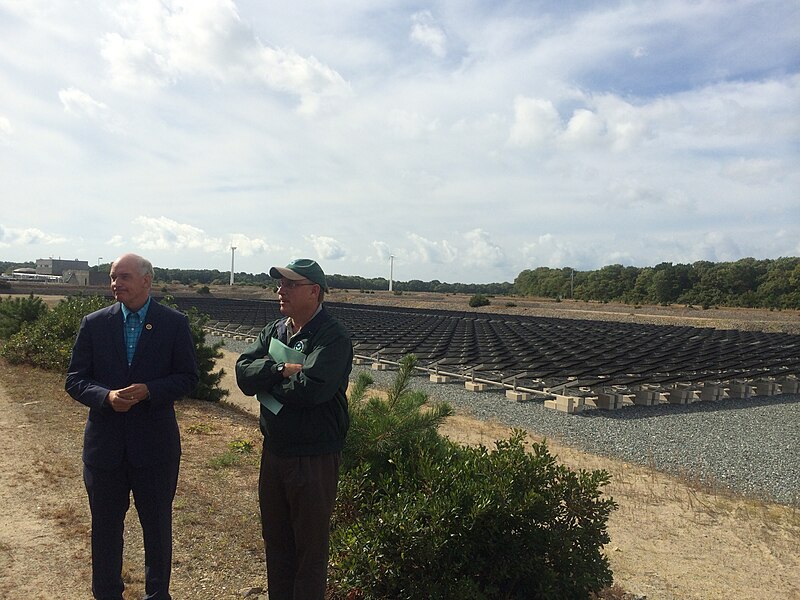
[277,280,317,290]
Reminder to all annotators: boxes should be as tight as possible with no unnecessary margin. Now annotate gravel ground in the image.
[216,335,800,507]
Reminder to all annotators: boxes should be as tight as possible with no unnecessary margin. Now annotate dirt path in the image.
[1,353,798,599]
[0,379,92,599]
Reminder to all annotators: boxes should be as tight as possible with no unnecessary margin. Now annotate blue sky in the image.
[0,0,798,283]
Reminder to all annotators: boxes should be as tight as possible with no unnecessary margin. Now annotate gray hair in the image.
[138,256,155,279]
[113,253,154,279]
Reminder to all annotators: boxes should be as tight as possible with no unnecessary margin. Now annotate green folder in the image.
[256,337,306,415]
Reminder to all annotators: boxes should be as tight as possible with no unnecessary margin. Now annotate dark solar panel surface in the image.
[169,296,800,392]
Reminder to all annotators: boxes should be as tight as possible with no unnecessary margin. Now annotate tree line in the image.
[515,257,800,309]
[3,257,798,309]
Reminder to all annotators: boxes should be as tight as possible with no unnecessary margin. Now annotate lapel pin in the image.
[145,324,153,330]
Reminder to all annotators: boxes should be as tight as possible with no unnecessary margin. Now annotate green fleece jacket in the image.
[235,305,352,456]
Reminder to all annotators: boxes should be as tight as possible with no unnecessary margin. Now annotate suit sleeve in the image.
[65,316,112,410]
[144,312,199,404]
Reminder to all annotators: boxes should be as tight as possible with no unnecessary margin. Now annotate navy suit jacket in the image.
[65,299,199,470]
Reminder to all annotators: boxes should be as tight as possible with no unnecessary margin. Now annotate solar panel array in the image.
[170,296,800,395]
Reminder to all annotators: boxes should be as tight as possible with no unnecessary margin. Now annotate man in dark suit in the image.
[66,253,198,600]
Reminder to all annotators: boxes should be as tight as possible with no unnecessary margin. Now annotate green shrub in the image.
[186,306,227,402]
[329,357,616,599]
[162,295,228,402]
[197,285,211,294]
[1,293,228,403]
[0,294,48,338]
[0,295,111,370]
[468,294,490,308]
[341,355,453,475]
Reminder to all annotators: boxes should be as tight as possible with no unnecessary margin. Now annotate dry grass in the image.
[0,360,267,599]
[2,358,799,599]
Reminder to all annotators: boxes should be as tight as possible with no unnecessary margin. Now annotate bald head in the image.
[110,253,153,311]
[112,253,154,279]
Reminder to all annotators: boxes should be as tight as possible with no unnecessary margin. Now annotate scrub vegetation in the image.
[0,293,226,402]
[329,356,617,599]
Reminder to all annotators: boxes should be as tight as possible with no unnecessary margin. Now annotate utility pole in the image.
[389,255,394,292]
[570,269,574,299]
[230,246,237,285]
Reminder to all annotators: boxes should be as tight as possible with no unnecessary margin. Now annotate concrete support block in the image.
[544,395,585,414]
[465,381,487,392]
[777,378,800,394]
[756,381,782,396]
[595,393,630,410]
[727,383,757,398]
[371,363,388,371]
[353,357,368,365]
[633,390,663,406]
[666,389,700,404]
[506,389,533,402]
[429,374,451,384]
[699,385,729,401]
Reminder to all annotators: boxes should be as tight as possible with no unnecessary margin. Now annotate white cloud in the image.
[132,216,217,251]
[58,87,125,133]
[100,0,351,115]
[462,229,506,268]
[720,158,786,185]
[606,179,664,208]
[522,234,588,270]
[406,233,458,264]
[58,87,108,118]
[410,11,447,58]
[0,225,68,247]
[562,108,605,145]
[387,109,439,140]
[100,33,170,91]
[0,2,797,282]
[508,96,560,147]
[0,115,12,138]
[307,235,346,260]
[230,233,273,257]
[372,241,391,263]
[130,217,276,259]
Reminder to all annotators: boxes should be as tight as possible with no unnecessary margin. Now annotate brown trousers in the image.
[258,447,341,600]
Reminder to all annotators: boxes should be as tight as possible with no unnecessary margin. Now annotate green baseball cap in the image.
[269,258,328,290]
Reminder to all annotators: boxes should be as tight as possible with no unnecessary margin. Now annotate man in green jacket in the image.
[235,259,352,600]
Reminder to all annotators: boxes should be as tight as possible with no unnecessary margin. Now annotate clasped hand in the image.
[282,363,303,377]
[106,383,150,412]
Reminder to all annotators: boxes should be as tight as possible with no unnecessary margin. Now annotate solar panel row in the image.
[169,296,800,395]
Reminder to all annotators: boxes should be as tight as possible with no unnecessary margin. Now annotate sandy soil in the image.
[219,351,800,600]
[1,353,798,599]
[1,287,799,599]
